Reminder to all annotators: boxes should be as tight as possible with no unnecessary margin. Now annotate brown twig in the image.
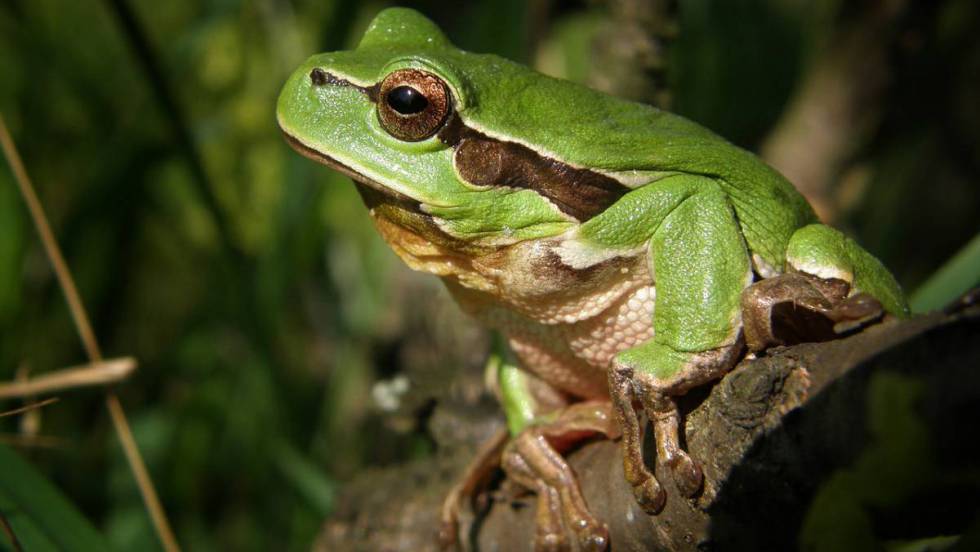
[0,127,101,361]
[0,510,23,552]
[0,398,59,418]
[0,114,181,552]
[0,358,136,400]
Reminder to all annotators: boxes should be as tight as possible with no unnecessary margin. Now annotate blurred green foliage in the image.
[0,443,110,552]
[0,0,977,550]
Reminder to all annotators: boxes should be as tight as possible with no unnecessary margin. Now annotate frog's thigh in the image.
[625,182,750,384]
[611,184,750,502]
[786,223,908,316]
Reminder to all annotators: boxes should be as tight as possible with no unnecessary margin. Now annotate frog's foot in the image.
[741,271,884,352]
[608,343,742,513]
[500,402,619,552]
[439,428,510,549]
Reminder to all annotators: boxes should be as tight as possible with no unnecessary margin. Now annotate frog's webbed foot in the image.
[741,271,884,352]
[500,402,620,552]
[608,343,742,513]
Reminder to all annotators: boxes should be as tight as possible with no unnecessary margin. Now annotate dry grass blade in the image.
[0,114,181,552]
[0,510,24,552]
[0,358,137,400]
[0,397,60,418]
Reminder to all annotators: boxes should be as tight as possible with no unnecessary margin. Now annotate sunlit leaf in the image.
[910,233,980,313]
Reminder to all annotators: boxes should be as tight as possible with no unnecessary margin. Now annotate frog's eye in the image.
[376,69,451,142]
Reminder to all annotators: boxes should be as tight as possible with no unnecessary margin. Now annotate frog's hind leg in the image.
[607,178,751,512]
[742,223,908,352]
[784,223,908,317]
[741,271,883,352]
[609,343,744,510]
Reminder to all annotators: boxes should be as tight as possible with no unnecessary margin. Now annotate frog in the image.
[277,8,908,551]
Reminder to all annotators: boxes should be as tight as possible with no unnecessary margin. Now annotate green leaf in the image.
[275,442,336,517]
[910,232,980,313]
[0,444,110,551]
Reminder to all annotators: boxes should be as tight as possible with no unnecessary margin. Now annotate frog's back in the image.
[316,14,815,270]
[455,54,817,271]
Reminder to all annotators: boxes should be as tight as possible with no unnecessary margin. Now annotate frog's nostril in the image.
[310,68,328,86]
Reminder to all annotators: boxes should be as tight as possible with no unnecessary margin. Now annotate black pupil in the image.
[386,86,428,115]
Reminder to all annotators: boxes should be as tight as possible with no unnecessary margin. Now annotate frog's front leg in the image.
[500,401,620,552]
[441,351,619,551]
[607,181,752,512]
[440,405,617,552]
[496,353,619,551]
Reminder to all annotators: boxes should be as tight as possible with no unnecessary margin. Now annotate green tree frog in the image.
[277,8,907,550]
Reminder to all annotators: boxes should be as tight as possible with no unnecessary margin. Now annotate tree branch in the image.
[315,305,979,551]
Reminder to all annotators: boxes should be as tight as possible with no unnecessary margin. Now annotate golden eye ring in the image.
[376,69,451,142]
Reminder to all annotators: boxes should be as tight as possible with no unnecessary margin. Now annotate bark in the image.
[314,302,980,551]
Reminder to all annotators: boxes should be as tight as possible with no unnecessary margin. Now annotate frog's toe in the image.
[668,453,703,498]
[568,515,609,552]
[502,403,619,552]
[574,521,609,552]
[437,519,458,550]
[529,485,572,552]
[742,271,888,351]
[535,531,568,552]
[631,477,666,514]
[609,365,670,515]
[829,292,883,332]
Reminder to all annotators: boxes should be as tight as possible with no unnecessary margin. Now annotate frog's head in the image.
[277,8,628,255]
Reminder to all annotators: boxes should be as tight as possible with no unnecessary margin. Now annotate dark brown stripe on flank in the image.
[439,113,628,221]
[311,72,628,221]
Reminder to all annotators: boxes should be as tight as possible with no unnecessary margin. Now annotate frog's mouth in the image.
[282,130,502,255]
[279,129,422,213]
[280,127,489,255]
